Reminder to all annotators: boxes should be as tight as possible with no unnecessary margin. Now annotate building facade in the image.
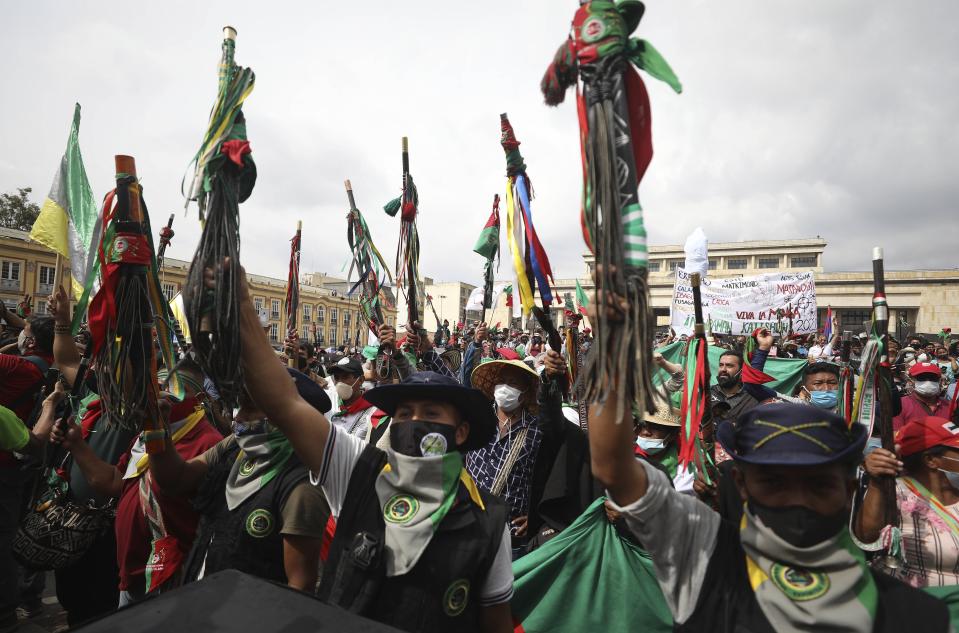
[1,227,397,349]
[489,238,959,336]
[423,278,477,333]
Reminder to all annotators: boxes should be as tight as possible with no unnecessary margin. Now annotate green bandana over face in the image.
[375,449,477,577]
[740,505,877,633]
[226,424,295,511]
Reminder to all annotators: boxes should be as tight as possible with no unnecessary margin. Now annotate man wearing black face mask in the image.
[592,395,948,630]
[710,350,760,425]
[225,262,514,633]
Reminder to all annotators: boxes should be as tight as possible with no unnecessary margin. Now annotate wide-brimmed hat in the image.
[362,371,495,452]
[287,368,332,413]
[642,399,680,428]
[470,359,539,400]
[717,402,866,466]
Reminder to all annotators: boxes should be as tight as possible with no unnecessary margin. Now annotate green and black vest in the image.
[317,445,507,633]
[184,441,308,585]
[679,520,949,633]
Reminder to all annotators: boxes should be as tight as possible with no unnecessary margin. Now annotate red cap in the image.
[908,362,942,378]
[896,416,959,457]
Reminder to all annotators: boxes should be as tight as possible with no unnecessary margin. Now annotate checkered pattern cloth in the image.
[420,349,458,381]
[466,410,543,519]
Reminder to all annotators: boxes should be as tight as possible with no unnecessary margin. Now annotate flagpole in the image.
[52,253,62,294]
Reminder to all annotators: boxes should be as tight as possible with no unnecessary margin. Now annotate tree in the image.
[0,188,41,231]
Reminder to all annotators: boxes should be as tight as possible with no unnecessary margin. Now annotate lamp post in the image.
[439,295,447,326]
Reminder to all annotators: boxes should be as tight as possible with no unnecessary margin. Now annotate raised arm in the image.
[49,286,82,385]
[586,292,648,506]
[228,263,332,473]
[149,401,212,497]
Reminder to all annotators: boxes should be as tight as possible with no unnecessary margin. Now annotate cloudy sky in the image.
[2,1,956,288]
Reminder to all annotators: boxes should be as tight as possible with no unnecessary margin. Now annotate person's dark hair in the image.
[803,362,840,379]
[27,315,54,354]
[298,340,315,358]
[902,445,947,475]
[719,349,744,368]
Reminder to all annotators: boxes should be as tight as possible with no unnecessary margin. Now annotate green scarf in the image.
[375,449,478,577]
[225,425,294,511]
[740,506,876,633]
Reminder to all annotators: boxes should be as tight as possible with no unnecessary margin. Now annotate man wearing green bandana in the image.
[149,367,331,591]
[222,263,513,633]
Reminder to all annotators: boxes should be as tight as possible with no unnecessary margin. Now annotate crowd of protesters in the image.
[2,274,959,633]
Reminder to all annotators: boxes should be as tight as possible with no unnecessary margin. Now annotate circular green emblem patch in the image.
[443,579,470,617]
[581,16,607,43]
[383,494,419,524]
[245,509,274,538]
[769,563,830,601]
[239,458,257,477]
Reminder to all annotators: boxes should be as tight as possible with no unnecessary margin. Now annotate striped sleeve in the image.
[308,425,366,517]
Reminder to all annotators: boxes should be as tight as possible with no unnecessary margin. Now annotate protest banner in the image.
[669,268,817,337]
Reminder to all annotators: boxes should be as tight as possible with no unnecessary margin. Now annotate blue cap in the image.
[716,402,867,466]
[363,371,495,451]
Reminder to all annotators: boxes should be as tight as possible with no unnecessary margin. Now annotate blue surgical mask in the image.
[637,437,667,455]
[939,457,959,490]
[809,389,838,410]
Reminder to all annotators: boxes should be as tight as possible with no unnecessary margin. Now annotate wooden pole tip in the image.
[344,179,352,190]
[223,26,237,40]
[401,137,409,151]
[114,155,136,176]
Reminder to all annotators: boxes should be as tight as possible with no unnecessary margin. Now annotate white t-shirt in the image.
[312,426,513,607]
[808,343,834,360]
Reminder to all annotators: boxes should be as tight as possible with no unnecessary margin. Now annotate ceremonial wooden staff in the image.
[679,272,713,480]
[88,156,180,452]
[872,247,902,569]
[541,1,681,420]
[837,330,854,423]
[426,294,442,333]
[157,214,174,269]
[346,179,393,377]
[182,25,256,410]
[384,137,421,333]
[286,221,302,368]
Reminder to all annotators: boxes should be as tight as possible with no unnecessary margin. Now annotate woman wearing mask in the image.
[893,363,954,431]
[464,355,565,557]
[854,416,959,587]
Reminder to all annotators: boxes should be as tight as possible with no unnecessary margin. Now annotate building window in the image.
[758,257,780,269]
[330,307,338,324]
[316,306,325,323]
[317,329,325,344]
[838,310,872,333]
[302,304,312,323]
[790,255,817,268]
[162,282,177,300]
[727,258,747,270]
[708,259,718,271]
[271,299,281,320]
[667,260,680,272]
[329,329,337,346]
[268,323,278,342]
[301,325,310,340]
[1,260,22,291]
[254,297,264,312]
[38,265,56,295]
[36,300,48,315]
[647,261,661,272]
[343,310,351,325]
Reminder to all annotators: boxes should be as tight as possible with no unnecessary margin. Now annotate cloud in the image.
[1,0,956,291]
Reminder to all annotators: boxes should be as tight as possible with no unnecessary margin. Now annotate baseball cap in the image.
[897,416,959,457]
[329,357,364,377]
[908,362,942,378]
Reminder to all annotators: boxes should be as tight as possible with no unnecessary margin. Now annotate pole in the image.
[872,246,900,569]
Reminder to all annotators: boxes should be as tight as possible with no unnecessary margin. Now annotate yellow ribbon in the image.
[505,179,534,316]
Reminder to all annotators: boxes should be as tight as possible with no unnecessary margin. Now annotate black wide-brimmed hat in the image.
[363,371,496,452]
[717,401,867,466]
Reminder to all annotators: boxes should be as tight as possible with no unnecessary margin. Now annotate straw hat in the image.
[642,398,681,428]
[470,360,539,401]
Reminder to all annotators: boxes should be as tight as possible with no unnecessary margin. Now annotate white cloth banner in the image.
[465,286,486,312]
[669,268,817,337]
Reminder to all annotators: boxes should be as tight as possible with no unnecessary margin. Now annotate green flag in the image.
[575,279,589,315]
[472,200,500,260]
[29,103,101,299]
